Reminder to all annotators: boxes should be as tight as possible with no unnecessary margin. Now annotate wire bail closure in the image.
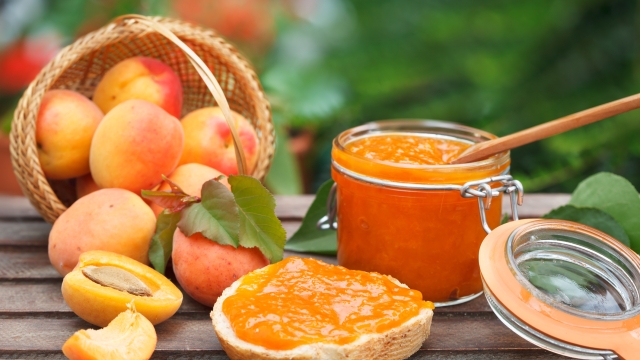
[317,170,524,234]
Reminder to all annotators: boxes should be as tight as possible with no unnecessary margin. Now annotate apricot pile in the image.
[38,56,272,358]
[40,56,261,274]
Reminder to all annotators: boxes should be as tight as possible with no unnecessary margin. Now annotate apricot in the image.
[75,173,101,198]
[89,99,184,195]
[172,228,269,307]
[62,302,157,360]
[179,107,259,175]
[48,188,155,276]
[36,89,103,179]
[150,163,230,216]
[62,251,183,327]
[93,56,183,118]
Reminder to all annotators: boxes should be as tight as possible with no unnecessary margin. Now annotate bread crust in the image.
[211,266,433,360]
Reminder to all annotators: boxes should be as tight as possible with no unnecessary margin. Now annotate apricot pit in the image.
[62,251,182,327]
[82,266,152,297]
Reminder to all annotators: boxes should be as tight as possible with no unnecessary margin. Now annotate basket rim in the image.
[10,15,274,223]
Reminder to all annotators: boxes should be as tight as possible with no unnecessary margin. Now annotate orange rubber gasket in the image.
[479,219,640,359]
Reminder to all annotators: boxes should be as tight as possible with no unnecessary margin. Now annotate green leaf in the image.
[500,213,510,225]
[543,205,630,247]
[285,179,337,255]
[141,175,200,213]
[148,210,181,274]
[229,175,286,263]
[177,179,239,247]
[569,172,640,252]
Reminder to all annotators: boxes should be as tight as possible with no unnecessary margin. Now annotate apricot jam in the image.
[332,120,510,305]
[221,257,433,350]
[345,134,471,165]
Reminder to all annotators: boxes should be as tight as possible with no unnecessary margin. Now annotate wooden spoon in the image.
[450,93,640,164]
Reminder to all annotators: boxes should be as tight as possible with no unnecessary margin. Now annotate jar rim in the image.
[333,119,510,171]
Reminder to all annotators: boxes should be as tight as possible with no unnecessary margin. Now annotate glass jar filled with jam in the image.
[330,120,518,306]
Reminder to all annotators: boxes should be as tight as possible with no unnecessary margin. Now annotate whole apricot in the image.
[89,99,184,195]
[172,228,269,307]
[179,107,259,175]
[75,173,101,199]
[62,251,182,327]
[150,163,230,216]
[36,89,103,179]
[48,188,156,276]
[93,56,183,118]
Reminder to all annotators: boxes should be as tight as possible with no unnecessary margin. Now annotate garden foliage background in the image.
[1,0,638,194]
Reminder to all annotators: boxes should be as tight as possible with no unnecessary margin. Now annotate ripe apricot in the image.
[36,89,103,179]
[93,56,183,118]
[62,302,157,360]
[89,99,184,195]
[179,107,259,175]
[150,163,230,216]
[48,188,155,276]
[62,251,183,327]
[75,173,101,198]
[172,228,269,307]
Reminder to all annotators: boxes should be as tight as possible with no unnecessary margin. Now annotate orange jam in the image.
[345,134,472,165]
[221,257,433,350]
[332,121,510,305]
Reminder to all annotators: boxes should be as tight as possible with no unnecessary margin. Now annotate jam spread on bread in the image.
[222,257,434,350]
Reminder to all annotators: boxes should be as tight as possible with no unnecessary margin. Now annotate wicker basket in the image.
[10,15,274,223]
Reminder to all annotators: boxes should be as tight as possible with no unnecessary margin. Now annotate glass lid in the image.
[480,219,640,359]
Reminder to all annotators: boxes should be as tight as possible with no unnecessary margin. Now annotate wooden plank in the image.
[0,350,562,359]
[0,248,60,280]
[0,196,41,219]
[0,314,549,352]
[0,220,300,247]
[0,221,51,246]
[0,195,315,221]
[0,247,337,279]
[0,194,571,221]
[0,281,490,314]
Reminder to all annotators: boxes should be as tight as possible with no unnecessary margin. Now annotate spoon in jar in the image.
[449,93,640,164]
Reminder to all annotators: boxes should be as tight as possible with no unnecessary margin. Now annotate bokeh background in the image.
[1,0,638,195]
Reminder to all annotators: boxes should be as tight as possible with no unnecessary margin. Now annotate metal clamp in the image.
[460,175,524,234]
[316,170,524,234]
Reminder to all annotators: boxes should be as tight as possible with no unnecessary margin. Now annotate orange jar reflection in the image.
[332,120,510,305]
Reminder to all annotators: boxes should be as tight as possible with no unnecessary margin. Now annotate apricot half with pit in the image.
[62,250,182,327]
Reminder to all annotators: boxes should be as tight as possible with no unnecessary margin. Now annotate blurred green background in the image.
[1,0,638,194]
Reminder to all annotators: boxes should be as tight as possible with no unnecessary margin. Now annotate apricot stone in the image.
[36,89,103,179]
[48,188,155,276]
[93,56,183,118]
[89,99,184,195]
[62,302,157,360]
[150,163,230,216]
[62,251,183,327]
[172,228,269,307]
[179,107,259,175]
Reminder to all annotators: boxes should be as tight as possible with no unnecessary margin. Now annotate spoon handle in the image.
[450,93,640,164]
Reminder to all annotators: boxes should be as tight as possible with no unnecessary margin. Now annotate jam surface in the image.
[345,134,472,165]
[221,257,433,350]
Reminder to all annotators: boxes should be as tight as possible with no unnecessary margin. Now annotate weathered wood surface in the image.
[0,194,570,359]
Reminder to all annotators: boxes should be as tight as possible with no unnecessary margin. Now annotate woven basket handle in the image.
[113,14,247,175]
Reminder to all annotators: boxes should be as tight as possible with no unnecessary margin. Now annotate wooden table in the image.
[0,194,572,359]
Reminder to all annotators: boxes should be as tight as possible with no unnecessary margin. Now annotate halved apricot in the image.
[62,250,182,327]
[62,302,157,360]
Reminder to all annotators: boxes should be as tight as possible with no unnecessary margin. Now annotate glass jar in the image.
[480,219,640,359]
[330,120,513,306]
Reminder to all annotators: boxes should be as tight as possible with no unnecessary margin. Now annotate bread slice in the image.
[211,266,433,360]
